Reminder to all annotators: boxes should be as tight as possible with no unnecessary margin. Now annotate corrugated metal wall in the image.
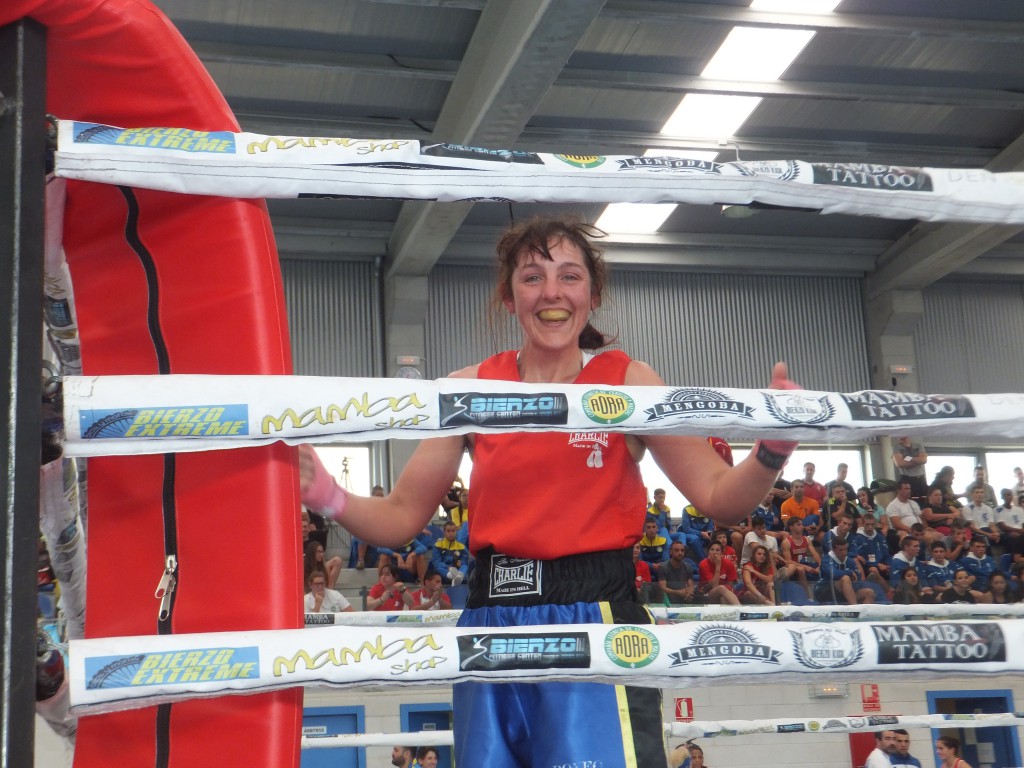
[280,259,382,377]
[915,281,1024,394]
[426,265,870,391]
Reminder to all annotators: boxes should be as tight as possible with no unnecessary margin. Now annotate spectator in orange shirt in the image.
[781,479,821,540]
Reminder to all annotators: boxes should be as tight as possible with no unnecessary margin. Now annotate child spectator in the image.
[938,569,978,604]
[890,535,921,588]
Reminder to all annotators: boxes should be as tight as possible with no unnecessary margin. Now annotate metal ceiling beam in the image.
[384,0,607,279]
[603,1,1024,43]
[863,136,1024,300]
[193,40,1023,110]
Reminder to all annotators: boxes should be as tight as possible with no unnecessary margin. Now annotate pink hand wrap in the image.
[301,447,348,521]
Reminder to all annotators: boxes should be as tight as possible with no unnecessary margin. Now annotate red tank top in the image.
[785,533,810,560]
[469,350,646,559]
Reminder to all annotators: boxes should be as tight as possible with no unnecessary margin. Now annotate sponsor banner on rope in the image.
[644,388,755,424]
[582,389,635,425]
[439,392,569,427]
[604,626,660,669]
[871,623,1006,664]
[668,625,782,668]
[79,405,249,440]
[61,373,1024,456]
[789,626,864,670]
[57,122,1024,226]
[273,633,449,679]
[84,647,259,689]
[458,633,590,671]
[810,163,933,192]
[73,123,236,154]
[841,391,975,422]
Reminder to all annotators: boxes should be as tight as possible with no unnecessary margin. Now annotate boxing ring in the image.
[7,2,1024,766]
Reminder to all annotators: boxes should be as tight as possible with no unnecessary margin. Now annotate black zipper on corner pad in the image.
[119,186,177,768]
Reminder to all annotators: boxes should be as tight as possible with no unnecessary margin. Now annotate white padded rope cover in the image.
[55,121,1024,225]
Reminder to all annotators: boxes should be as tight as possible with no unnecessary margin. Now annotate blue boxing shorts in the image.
[454,548,666,768]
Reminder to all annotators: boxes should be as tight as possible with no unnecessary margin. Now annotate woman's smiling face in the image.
[504,237,596,353]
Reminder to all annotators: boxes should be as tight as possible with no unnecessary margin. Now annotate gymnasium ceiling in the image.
[152,0,1024,294]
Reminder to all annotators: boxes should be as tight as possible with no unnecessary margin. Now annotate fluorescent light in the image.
[750,0,841,13]
[595,203,676,234]
[702,26,815,81]
[661,93,763,140]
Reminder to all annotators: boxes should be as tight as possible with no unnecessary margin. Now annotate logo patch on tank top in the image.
[489,555,542,598]
[568,432,608,469]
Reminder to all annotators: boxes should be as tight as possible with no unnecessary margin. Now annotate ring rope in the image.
[60,373,1024,457]
[69,618,1024,715]
[305,604,1024,627]
[54,120,1024,226]
[299,713,1024,749]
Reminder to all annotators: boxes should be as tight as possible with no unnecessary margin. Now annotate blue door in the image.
[401,703,453,768]
[301,706,365,768]
[927,690,1021,768]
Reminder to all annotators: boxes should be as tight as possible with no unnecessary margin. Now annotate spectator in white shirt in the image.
[887,480,924,543]
[304,572,353,613]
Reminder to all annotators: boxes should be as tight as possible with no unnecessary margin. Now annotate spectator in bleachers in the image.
[891,568,925,604]
[890,535,921,589]
[646,488,672,537]
[931,466,962,509]
[892,437,928,499]
[781,516,819,599]
[739,515,783,572]
[921,485,961,538]
[984,571,1017,604]
[959,535,997,592]
[815,537,875,604]
[633,541,653,602]
[367,564,414,611]
[676,503,714,561]
[753,490,784,541]
[448,487,470,528]
[825,463,857,502]
[856,487,889,533]
[378,537,428,584]
[938,569,978,604]
[697,540,740,605]
[962,466,997,507]
[947,520,971,561]
[304,571,353,613]
[658,541,697,606]
[781,480,821,542]
[799,462,826,504]
[768,470,792,522]
[639,519,672,579]
[962,485,1001,548]
[409,569,452,611]
[886,480,926,544]
[304,539,340,589]
[920,541,957,597]
[740,544,776,605]
[996,488,1024,549]
[431,521,469,586]
[711,528,738,567]
[851,512,891,592]
[822,485,859,536]
[822,512,856,556]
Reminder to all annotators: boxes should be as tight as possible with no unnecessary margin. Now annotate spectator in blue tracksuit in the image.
[959,535,997,591]
[815,537,876,605]
[675,504,714,562]
[431,521,469,585]
[889,535,921,588]
[851,513,891,591]
[919,541,957,595]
